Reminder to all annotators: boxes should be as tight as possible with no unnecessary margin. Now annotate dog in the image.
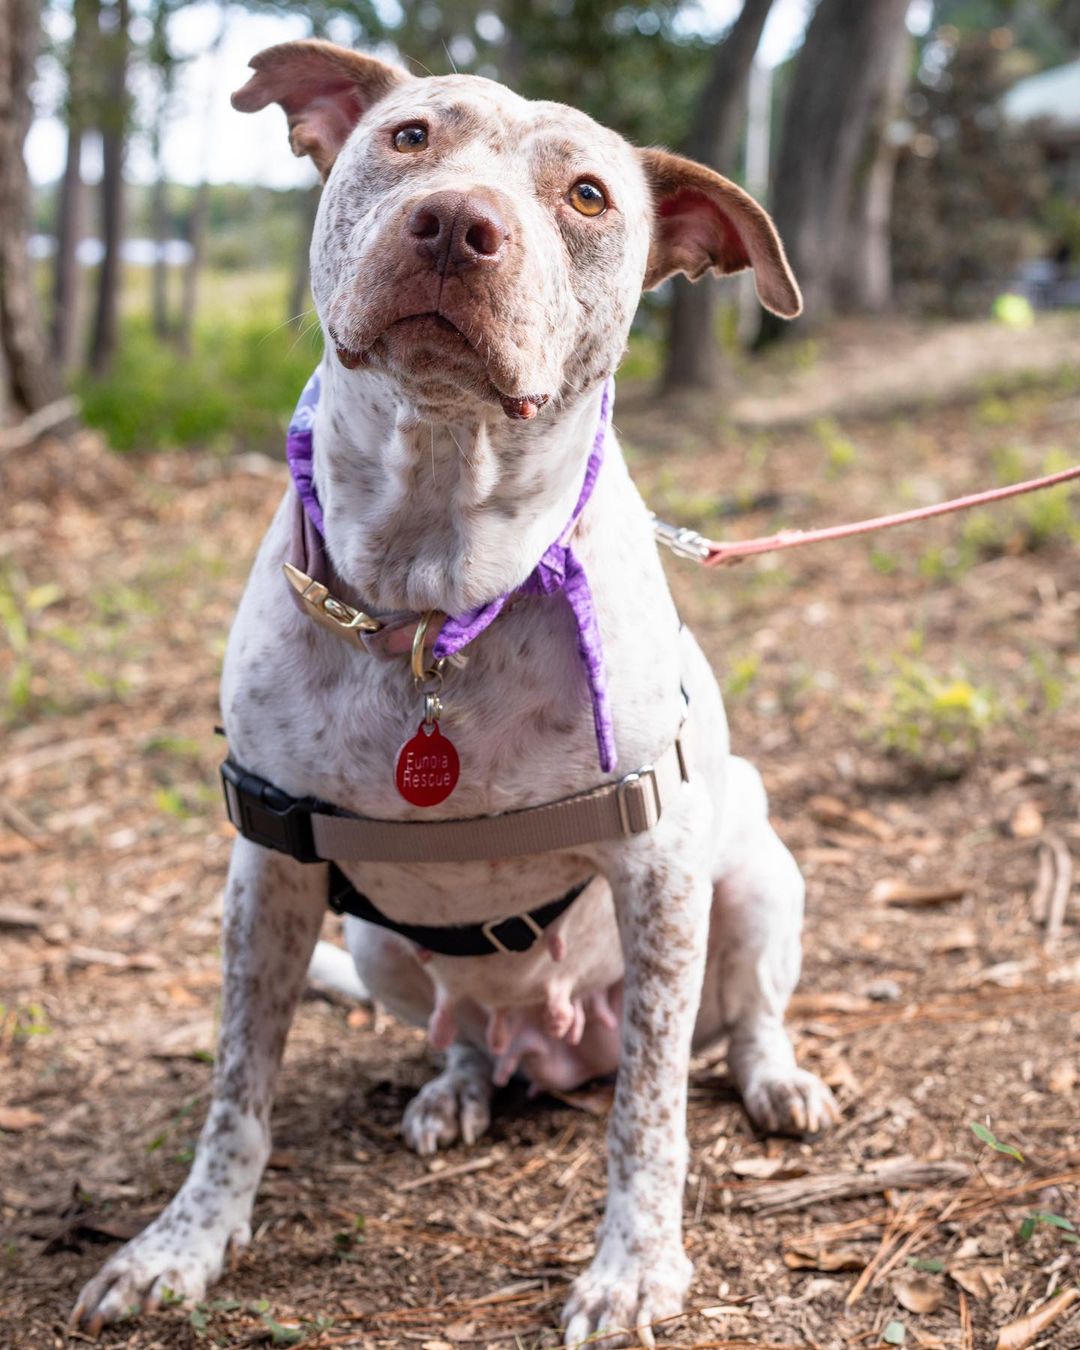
[73,40,838,1346]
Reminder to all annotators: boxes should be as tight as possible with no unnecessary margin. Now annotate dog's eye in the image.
[394,124,428,153]
[567,180,607,217]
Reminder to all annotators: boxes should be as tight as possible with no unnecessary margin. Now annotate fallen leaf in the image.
[870,879,969,908]
[0,1106,44,1132]
[893,1272,944,1314]
[785,1243,868,1272]
[948,1264,1004,1300]
[995,1288,1079,1350]
[444,1322,477,1343]
[932,924,978,954]
[1009,800,1044,839]
[732,1157,809,1181]
[790,991,873,1016]
[809,795,894,841]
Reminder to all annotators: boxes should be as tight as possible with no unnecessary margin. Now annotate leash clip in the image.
[651,515,711,561]
[283,563,383,646]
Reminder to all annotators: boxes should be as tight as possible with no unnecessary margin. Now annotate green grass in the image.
[76,270,321,454]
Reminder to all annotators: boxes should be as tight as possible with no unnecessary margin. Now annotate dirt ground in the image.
[3,318,1080,1350]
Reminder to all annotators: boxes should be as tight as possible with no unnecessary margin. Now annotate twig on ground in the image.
[1043,834,1073,952]
[736,1156,969,1216]
[0,396,80,455]
[399,1149,505,1191]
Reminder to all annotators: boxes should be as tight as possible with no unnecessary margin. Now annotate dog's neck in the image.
[312,359,607,615]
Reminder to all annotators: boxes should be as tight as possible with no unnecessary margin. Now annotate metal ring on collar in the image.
[411,609,443,683]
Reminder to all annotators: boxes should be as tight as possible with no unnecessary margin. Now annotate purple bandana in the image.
[286,370,617,773]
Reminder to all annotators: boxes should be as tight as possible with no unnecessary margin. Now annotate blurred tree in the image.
[51,0,98,368]
[88,0,131,375]
[388,0,708,148]
[891,31,1049,312]
[931,0,1080,64]
[147,0,184,340]
[1,0,63,418]
[177,11,228,356]
[759,0,912,342]
[660,0,777,393]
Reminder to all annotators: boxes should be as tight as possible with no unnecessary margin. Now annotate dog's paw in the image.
[743,1067,839,1136]
[561,1242,692,1348]
[402,1057,493,1156]
[70,1210,248,1335]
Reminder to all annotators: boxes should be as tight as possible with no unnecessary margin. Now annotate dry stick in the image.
[0,795,45,846]
[737,1156,969,1216]
[960,1290,974,1350]
[398,1150,504,1192]
[870,1192,965,1289]
[0,396,80,455]
[845,1193,917,1306]
[1030,843,1056,925]
[1043,833,1073,952]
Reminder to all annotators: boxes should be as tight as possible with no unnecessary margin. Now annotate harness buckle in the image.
[221,760,320,863]
[481,910,545,955]
[616,766,663,836]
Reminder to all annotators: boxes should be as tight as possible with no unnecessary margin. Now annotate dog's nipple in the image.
[427,988,458,1051]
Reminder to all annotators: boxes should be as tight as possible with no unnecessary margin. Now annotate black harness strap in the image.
[327,865,590,958]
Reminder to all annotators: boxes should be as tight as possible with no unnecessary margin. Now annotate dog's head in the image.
[233,40,800,422]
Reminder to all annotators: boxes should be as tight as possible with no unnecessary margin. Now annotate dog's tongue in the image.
[500,394,549,420]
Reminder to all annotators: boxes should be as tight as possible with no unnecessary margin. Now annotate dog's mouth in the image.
[331,312,550,421]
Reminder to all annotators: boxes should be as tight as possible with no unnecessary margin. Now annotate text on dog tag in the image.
[395,721,460,807]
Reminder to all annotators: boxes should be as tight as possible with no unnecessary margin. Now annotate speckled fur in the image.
[74,45,834,1349]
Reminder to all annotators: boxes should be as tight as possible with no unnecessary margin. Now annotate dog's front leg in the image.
[562,798,712,1350]
[72,839,326,1333]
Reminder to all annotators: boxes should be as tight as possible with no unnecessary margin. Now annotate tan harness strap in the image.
[309,737,688,864]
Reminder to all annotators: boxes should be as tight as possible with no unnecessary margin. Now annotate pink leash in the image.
[652,464,1080,567]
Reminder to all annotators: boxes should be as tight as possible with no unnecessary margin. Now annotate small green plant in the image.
[0,1002,52,1041]
[971,1120,1023,1161]
[1019,1212,1080,1244]
[871,658,1001,776]
[971,1121,1079,1251]
[724,653,761,700]
[813,417,857,477]
[0,572,64,719]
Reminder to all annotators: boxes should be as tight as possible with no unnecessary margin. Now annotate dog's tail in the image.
[307,940,369,1001]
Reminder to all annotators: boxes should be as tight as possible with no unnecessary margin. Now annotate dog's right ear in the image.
[232,39,411,180]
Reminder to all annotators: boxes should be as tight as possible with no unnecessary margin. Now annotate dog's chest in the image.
[221,460,683,923]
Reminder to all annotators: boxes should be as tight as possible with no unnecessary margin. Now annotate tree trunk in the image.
[661,0,777,393]
[176,8,227,356]
[177,180,208,357]
[51,0,97,369]
[758,0,911,343]
[52,129,84,368]
[88,0,130,377]
[838,23,911,313]
[0,0,63,419]
[150,164,170,339]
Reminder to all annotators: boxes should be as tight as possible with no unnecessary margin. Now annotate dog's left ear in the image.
[638,148,801,319]
[232,39,411,180]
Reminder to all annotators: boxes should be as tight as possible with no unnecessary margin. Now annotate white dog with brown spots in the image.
[74,41,838,1348]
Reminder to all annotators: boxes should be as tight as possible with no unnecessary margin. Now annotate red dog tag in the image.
[395,721,460,807]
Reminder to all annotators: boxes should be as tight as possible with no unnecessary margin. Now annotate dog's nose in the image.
[406,191,509,274]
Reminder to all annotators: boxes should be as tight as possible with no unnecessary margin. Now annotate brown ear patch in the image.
[640,147,801,319]
[231,39,411,179]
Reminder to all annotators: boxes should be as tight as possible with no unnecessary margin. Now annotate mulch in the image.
[2,363,1079,1349]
